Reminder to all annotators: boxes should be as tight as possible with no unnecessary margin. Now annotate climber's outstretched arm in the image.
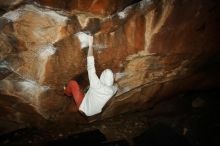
[87,35,101,88]
[88,35,93,57]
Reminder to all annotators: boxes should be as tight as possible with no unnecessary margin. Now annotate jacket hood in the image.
[100,69,114,86]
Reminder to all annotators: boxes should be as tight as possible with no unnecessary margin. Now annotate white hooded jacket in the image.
[79,56,118,116]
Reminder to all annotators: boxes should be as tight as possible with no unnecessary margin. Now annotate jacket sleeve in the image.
[87,56,101,88]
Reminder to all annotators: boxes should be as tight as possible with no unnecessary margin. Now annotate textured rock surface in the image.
[0,0,220,134]
[34,0,142,16]
[0,94,46,135]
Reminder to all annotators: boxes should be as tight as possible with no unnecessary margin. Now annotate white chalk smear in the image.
[139,0,152,9]
[24,5,68,23]
[115,72,127,81]
[2,9,23,21]
[2,4,68,23]
[117,6,133,19]
[38,44,57,59]
[0,60,13,70]
[118,11,127,19]
[18,79,49,97]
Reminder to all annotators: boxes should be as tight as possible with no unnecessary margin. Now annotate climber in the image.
[64,34,118,117]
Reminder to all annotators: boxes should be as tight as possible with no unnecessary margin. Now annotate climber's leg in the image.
[65,80,84,109]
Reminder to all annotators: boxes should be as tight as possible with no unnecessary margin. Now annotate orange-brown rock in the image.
[34,0,142,16]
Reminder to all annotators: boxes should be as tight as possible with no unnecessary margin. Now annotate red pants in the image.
[65,80,84,109]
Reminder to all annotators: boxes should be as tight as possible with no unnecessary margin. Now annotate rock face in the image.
[34,0,142,16]
[0,0,220,134]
